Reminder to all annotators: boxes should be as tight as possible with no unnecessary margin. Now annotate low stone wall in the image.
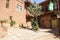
[27,22,32,29]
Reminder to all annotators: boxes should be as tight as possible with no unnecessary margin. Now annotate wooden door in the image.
[51,19,57,28]
[40,15,51,28]
[57,18,60,28]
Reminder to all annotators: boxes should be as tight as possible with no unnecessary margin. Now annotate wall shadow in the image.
[44,28,60,38]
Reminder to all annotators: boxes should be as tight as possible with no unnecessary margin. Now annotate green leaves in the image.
[27,1,42,16]
[27,1,42,31]
[31,18,39,30]
[10,20,16,26]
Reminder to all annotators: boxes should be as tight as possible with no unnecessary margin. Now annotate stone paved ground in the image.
[0,27,60,40]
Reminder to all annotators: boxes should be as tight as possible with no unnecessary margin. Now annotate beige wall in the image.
[0,0,27,27]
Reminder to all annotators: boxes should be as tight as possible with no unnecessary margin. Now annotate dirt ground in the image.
[0,27,60,40]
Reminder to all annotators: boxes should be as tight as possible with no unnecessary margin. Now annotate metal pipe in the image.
[57,0,59,12]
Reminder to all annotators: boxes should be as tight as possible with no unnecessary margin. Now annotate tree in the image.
[27,0,42,30]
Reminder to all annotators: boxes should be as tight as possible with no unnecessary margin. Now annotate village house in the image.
[38,0,60,28]
[0,0,28,27]
[1,0,60,29]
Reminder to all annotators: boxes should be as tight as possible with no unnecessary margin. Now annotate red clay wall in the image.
[0,0,27,27]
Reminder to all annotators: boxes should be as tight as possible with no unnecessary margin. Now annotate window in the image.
[6,0,9,8]
[16,4,22,12]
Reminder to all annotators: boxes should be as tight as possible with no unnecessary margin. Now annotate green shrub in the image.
[31,18,39,31]
[10,20,16,26]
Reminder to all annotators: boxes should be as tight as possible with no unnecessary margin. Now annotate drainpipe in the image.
[57,0,59,12]
[57,0,60,18]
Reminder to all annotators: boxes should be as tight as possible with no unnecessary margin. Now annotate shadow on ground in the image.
[40,27,60,38]
[45,29,60,38]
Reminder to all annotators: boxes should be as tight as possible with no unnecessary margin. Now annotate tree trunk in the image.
[34,16,39,30]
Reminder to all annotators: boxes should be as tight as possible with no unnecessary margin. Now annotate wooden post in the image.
[57,18,60,35]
